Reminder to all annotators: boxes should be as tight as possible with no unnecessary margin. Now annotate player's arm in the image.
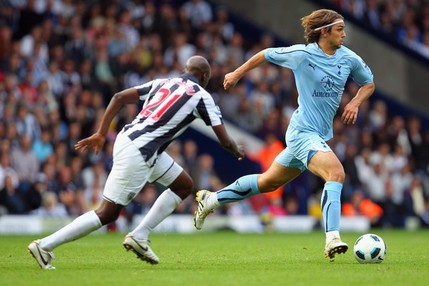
[75,88,139,154]
[224,50,267,90]
[341,82,375,125]
[95,88,139,137]
[211,124,245,160]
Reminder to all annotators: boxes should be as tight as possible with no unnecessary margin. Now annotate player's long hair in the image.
[301,9,344,44]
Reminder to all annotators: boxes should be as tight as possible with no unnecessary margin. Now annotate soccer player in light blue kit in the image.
[193,9,375,260]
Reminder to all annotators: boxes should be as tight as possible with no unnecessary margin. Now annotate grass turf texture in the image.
[1,230,428,286]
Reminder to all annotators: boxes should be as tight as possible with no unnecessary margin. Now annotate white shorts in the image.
[103,133,183,205]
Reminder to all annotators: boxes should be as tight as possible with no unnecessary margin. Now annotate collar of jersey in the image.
[181,73,199,84]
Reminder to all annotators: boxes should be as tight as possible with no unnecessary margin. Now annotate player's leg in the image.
[29,134,149,269]
[124,153,191,264]
[40,199,122,251]
[307,150,348,260]
[29,199,121,269]
[194,153,302,229]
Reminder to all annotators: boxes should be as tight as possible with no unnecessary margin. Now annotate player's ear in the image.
[202,72,210,87]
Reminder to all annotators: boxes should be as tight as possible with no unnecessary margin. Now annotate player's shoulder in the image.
[267,44,308,54]
[338,45,361,59]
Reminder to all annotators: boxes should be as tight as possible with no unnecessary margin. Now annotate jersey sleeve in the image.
[195,91,223,126]
[349,55,374,85]
[133,79,159,101]
[264,46,307,70]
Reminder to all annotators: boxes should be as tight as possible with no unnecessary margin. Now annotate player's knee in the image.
[329,168,345,183]
[179,181,194,198]
[95,207,121,225]
[170,173,194,199]
[182,177,194,193]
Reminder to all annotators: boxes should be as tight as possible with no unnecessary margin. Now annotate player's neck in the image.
[317,41,336,56]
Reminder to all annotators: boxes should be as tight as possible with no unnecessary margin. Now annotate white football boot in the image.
[324,237,348,261]
[123,234,159,264]
[193,190,214,230]
[28,240,56,270]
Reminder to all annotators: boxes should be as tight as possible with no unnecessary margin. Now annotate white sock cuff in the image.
[87,210,102,227]
[164,189,182,205]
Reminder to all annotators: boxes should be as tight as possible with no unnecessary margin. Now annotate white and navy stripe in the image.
[121,74,222,160]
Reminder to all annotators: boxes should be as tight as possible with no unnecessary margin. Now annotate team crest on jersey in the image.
[321,75,335,91]
[312,74,339,98]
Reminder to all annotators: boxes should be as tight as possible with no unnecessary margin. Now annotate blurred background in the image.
[0,0,428,234]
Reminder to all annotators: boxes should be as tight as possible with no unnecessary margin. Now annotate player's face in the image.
[328,22,346,49]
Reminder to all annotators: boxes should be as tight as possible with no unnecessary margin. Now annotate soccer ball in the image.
[353,233,386,264]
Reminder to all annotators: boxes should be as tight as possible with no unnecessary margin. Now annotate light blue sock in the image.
[217,174,260,205]
[320,181,342,232]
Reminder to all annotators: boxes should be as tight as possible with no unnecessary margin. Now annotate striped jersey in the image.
[121,73,223,160]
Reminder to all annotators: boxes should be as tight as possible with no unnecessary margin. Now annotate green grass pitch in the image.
[1,230,428,286]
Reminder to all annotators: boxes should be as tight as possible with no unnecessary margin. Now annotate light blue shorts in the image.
[275,126,332,172]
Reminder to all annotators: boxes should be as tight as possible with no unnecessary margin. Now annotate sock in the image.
[216,174,260,206]
[40,210,102,251]
[130,189,182,240]
[326,230,340,245]
[320,181,342,237]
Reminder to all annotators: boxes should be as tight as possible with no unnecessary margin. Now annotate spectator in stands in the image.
[406,115,424,169]
[138,1,157,36]
[194,153,218,191]
[342,189,383,227]
[0,173,26,214]
[194,9,375,261]
[31,128,54,163]
[182,139,199,181]
[365,156,388,205]
[231,93,263,132]
[30,191,68,218]
[404,174,427,218]
[28,56,244,269]
[15,103,40,141]
[82,159,107,210]
[164,31,196,68]
[182,0,213,30]
[11,134,40,193]
[341,142,363,201]
[0,152,19,191]
[415,130,429,173]
[52,165,85,216]
[211,5,235,42]
[381,176,406,227]
[420,197,429,227]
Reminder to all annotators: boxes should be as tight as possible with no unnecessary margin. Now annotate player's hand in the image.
[75,133,106,154]
[223,72,240,90]
[341,103,358,125]
[235,144,245,160]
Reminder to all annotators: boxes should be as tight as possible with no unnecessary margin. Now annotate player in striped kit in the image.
[28,56,244,269]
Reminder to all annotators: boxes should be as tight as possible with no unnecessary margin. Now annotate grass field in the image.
[0,229,428,286]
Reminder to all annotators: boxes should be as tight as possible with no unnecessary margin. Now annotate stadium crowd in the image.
[0,0,428,230]
[328,0,429,59]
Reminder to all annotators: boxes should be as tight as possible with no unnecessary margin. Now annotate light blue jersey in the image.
[265,43,373,141]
